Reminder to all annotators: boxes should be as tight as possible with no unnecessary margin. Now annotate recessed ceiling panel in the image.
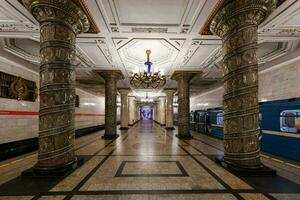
[114,0,189,25]
[78,43,111,66]
[184,44,218,67]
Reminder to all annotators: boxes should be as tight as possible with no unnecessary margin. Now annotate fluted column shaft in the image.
[210,0,277,168]
[119,89,130,129]
[100,71,123,139]
[165,89,176,129]
[23,0,89,170]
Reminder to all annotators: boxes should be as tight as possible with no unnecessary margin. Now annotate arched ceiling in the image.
[0,0,300,98]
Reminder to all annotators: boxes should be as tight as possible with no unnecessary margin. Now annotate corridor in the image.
[0,121,299,200]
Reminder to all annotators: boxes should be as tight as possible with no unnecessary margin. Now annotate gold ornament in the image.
[10,77,28,101]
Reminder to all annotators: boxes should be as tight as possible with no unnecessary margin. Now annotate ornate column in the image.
[210,0,277,170]
[164,89,176,130]
[171,71,199,139]
[99,70,124,139]
[119,88,130,130]
[22,0,89,172]
[158,96,166,126]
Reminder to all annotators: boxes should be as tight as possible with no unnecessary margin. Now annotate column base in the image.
[160,124,166,126]
[165,127,175,130]
[215,155,276,176]
[102,134,119,140]
[176,134,193,140]
[22,158,82,177]
[119,127,129,130]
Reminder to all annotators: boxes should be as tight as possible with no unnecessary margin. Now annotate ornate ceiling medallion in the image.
[130,50,166,89]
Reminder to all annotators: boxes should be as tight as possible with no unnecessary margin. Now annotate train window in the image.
[217,112,224,125]
[280,110,300,133]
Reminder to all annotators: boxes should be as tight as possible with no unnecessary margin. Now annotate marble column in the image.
[119,88,130,130]
[158,96,166,126]
[171,71,199,139]
[22,0,89,172]
[99,70,124,140]
[210,0,277,169]
[155,99,161,124]
[128,96,136,126]
[164,89,176,130]
[153,104,157,122]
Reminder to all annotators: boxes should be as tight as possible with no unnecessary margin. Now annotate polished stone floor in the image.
[0,121,300,199]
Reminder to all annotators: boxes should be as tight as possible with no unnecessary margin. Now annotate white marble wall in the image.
[0,60,106,144]
[191,60,300,111]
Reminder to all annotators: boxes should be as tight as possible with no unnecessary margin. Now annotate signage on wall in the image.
[0,71,38,102]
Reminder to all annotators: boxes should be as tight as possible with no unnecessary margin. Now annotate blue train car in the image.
[188,98,300,163]
[194,110,207,133]
[189,111,196,131]
[206,109,224,139]
[259,98,300,162]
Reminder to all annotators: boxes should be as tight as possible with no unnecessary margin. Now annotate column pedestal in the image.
[210,0,277,175]
[22,0,89,175]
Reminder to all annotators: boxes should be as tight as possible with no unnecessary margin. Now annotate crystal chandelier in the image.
[130,50,166,89]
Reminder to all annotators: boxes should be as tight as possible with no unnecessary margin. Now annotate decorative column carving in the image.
[119,88,130,130]
[99,70,124,140]
[22,0,89,172]
[171,71,199,139]
[158,96,166,126]
[164,89,176,130]
[210,0,277,170]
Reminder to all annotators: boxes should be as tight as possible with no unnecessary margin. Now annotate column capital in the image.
[171,71,202,82]
[96,70,124,81]
[164,88,177,95]
[209,0,277,38]
[22,0,90,34]
[118,88,131,95]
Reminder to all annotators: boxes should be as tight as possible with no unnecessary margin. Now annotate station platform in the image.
[0,121,299,200]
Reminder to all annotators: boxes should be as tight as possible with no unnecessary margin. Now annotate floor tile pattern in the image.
[0,121,299,200]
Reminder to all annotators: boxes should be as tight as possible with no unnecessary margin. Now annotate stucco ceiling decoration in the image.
[118,39,179,77]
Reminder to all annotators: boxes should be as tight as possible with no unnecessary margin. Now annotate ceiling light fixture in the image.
[140,92,154,103]
[130,50,166,89]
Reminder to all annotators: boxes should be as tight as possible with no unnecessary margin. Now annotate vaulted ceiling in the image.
[0,0,300,99]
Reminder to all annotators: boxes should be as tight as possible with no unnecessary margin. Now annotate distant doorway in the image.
[140,106,153,120]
